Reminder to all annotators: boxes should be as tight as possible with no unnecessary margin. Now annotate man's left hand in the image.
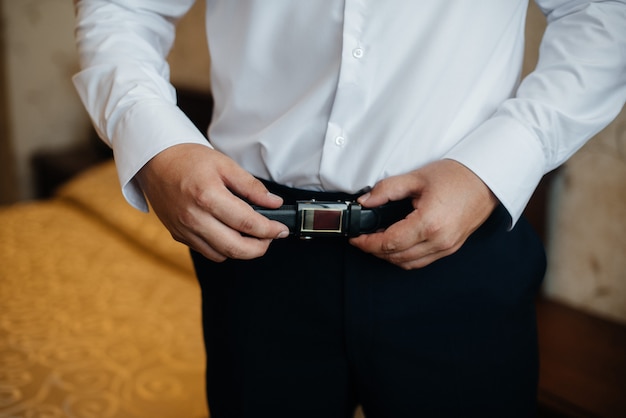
[349,159,499,270]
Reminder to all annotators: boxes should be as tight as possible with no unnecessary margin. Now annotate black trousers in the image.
[191,186,547,418]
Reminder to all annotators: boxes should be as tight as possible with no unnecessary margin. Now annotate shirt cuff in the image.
[111,100,213,212]
[444,115,547,227]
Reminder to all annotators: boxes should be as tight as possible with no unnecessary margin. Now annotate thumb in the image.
[248,184,284,209]
[226,169,284,209]
[357,172,425,208]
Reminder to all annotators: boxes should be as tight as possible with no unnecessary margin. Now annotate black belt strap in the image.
[253,199,414,238]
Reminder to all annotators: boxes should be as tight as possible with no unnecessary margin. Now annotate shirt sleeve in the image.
[445,0,626,226]
[72,0,212,212]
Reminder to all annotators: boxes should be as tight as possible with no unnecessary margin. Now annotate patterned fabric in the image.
[0,162,208,418]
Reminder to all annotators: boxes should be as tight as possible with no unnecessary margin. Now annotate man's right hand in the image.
[135,144,289,262]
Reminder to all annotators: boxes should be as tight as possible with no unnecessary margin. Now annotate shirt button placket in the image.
[320,0,368,190]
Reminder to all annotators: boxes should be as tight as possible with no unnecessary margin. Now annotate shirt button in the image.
[352,48,364,58]
[335,136,346,146]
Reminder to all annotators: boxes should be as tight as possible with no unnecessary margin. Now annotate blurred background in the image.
[0,1,624,417]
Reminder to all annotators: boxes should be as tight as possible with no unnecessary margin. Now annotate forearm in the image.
[72,0,209,210]
[446,0,626,225]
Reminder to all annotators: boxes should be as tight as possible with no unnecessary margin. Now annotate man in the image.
[73,1,626,416]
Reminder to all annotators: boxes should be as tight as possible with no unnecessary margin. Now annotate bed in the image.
[0,161,208,418]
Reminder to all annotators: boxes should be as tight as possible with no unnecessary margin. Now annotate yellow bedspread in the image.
[0,161,208,417]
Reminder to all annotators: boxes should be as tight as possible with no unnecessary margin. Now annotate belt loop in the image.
[348,202,361,237]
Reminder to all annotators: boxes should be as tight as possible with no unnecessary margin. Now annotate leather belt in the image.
[253,199,414,239]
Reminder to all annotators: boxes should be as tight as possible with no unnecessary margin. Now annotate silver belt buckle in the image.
[296,200,361,239]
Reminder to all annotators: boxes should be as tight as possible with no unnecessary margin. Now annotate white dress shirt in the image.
[73,0,626,225]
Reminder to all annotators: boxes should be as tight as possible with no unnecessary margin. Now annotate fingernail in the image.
[276,230,289,239]
[268,192,282,202]
[358,192,371,204]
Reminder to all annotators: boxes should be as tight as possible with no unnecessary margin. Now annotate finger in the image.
[180,213,275,260]
[184,235,228,263]
[194,184,289,240]
[351,232,461,270]
[384,238,462,267]
[219,194,289,239]
[394,249,456,270]
[350,211,464,269]
[350,214,426,255]
[358,174,423,208]
[224,168,284,209]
